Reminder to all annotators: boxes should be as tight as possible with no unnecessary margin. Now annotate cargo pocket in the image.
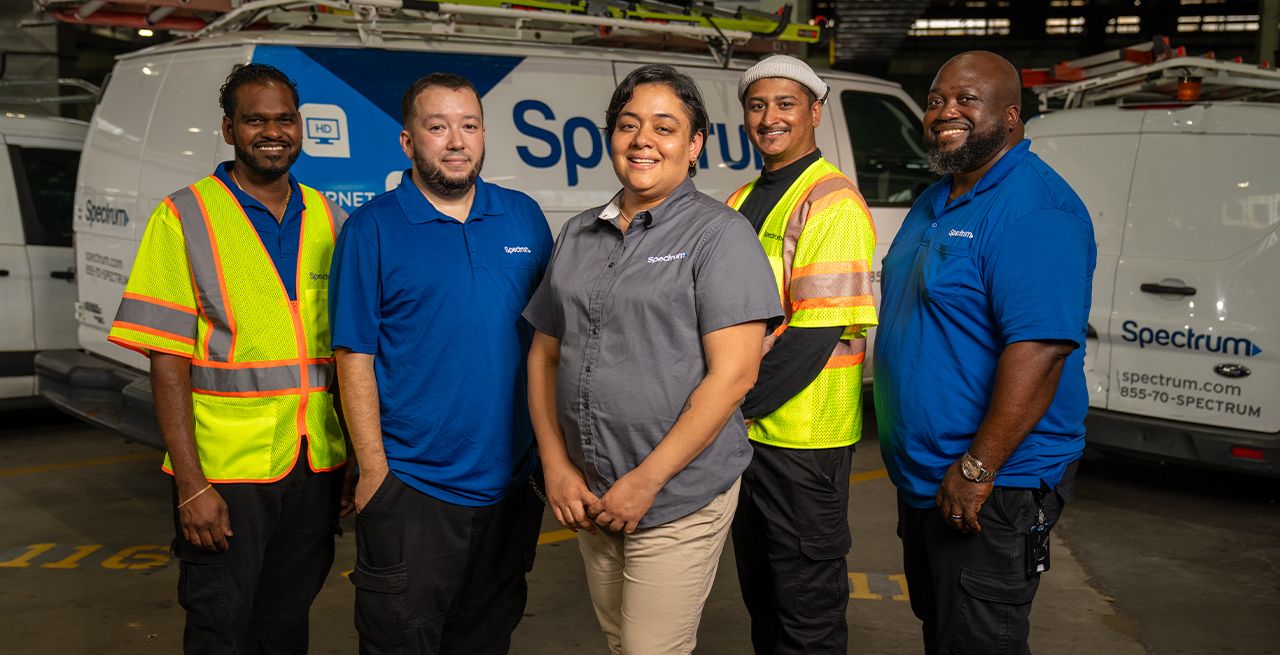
[796,529,853,616]
[173,539,231,642]
[955,567,1039,654]
[350,560,410,654]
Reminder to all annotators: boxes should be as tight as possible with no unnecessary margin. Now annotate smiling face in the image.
[400,85,486,200]
[923,54,1021,176]
[222,81,301,182]
[609,82,705,210]
[743,77,822,171]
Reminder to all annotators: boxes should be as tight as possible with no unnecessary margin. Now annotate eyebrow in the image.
[620,110,682,123]
[747,93,800,103]
[421,113,483,121]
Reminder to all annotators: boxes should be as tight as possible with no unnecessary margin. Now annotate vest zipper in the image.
[289,300,310,466]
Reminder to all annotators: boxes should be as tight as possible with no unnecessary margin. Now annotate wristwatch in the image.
[960,452,997,483]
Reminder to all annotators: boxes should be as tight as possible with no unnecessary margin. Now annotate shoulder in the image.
[1004,150,1090,220]
[484,181,544,216]
[343,190,399,234]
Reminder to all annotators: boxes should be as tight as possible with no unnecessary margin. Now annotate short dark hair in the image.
[401,73,482,128]
[219,63,299,118]
[605,64,709,176]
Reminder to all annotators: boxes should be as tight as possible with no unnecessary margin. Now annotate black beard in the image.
[415,150,484,200]
[233,141,299,181]
[926,122,1007,176]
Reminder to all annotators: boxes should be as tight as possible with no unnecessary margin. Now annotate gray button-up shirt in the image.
[523,178,781,528]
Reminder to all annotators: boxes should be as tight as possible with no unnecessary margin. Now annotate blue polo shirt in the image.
[329,174,552,506]
[874,140,1096,508]
[212,162,304,300]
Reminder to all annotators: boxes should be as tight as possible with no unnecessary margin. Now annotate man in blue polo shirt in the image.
[330,72,551,655]
[874,51,1096,654]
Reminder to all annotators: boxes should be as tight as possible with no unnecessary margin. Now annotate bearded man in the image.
[329,72,550,655]
[873,51,1097,654]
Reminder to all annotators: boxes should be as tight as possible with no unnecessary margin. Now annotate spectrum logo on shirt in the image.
[648,252,688,264]
[504,246,533,254]
[948,229,974,239]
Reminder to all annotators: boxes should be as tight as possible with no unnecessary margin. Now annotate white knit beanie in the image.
[737,54,830,103]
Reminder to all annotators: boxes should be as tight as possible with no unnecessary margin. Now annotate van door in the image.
[0,142,37,398]
[1108,105,1278,433]
[8,142,80,352]
[1026,108,1143,411]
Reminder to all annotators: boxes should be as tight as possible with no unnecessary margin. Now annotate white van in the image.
[0,113,83,407]
[34,24,930,447]
[1026,52,1279,476]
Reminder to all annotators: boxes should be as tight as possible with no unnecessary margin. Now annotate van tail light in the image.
[1177,77,1202,101]
[1230,446,1265,461]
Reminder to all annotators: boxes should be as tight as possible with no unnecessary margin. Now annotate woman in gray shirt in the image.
[522,64,781,654]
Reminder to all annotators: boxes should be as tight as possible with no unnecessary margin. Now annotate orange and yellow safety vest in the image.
[109,175,347,481]
[728,157,878,449]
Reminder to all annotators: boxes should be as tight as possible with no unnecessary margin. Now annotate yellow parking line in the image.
[0,452,157,478]
[850,468,889,484]
[534,468,890,544]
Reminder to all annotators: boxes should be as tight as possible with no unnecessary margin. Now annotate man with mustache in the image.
[108,64,350,653]
[726,55,878,654]
[329,73,550,654]
[874,51,1096,654]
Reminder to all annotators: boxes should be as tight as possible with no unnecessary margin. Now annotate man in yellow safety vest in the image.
[726,55,879,655]
[108,64,349,654]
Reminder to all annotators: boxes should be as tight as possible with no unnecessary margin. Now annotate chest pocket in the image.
[496,253,540,313]
[922,237,982,302]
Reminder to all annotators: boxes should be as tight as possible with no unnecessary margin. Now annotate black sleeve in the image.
[741,325,847,420]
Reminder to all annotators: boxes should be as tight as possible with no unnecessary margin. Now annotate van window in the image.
[841,92,931,206]
[9,146,79,247]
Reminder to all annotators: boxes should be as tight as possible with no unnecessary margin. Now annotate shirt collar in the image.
[934,139,1032,215]
[394,170,504,224]
[594,177,698,232]
[214,161,303,220]
[758,149,822,188]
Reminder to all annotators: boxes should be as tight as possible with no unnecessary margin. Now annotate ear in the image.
[688,129,706,168]
[810,100,824,128]
[221,115,234,146]
[1006,104,1021,130]
[399,129,414,160]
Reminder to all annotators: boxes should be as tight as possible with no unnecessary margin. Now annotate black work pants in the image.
[170,446,342,655]
[732,441,854,655]
[897,463,1076,655]
[351,472,544,655]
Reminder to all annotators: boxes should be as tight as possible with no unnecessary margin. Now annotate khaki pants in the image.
[577,478,741,655]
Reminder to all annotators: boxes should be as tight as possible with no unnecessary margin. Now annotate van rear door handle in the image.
[51,268,75,281]
[1140,283,1196,296]
[0,269,8,277]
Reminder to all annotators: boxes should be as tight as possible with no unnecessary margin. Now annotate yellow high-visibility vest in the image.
[109,175,347,481]
[728,157,878,449]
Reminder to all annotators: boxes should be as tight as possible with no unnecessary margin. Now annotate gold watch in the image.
[960,452,996,483]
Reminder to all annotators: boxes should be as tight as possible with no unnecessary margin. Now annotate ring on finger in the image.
[949,514,963,521]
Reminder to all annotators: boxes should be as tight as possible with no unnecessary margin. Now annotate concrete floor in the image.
[1,406,1276,654]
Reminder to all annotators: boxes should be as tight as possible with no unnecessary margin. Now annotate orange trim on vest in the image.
[792,260,870,279]
[162,196,180,220]
[824,353,865,369]
[122,291,197,315]
[194,385,329,399]
[792,294,876,311]
[192,356,332,369]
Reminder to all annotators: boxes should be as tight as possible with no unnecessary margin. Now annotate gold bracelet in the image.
[177,483,213,509]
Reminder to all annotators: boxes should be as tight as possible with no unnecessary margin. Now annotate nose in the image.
[937,99,962,120]
[446,128,465,149]
[631,126,654,148]
[761,102,780,125]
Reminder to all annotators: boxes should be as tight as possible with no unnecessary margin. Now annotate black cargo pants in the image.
[732,441,855,655]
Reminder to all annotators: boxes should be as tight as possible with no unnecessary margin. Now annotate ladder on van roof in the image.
[34,0,826,66]
[1022,36,1280,112]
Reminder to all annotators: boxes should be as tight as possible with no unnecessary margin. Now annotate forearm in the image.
[969,340,1075,470]
[632,321,766,488]
[334,349,387,474]
[527,332,576,472]
[150,352,205,495]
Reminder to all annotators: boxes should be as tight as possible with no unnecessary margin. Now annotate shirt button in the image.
[931,222,937,227]
[591,327,598,336]
[586,365,592,372]
[608,262,615,268]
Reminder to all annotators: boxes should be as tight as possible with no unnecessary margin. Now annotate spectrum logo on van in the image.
[1121,320,1262,357]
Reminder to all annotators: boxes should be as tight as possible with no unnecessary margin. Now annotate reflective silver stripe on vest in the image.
[191,361,334,394]
[191,364,298,394]
[114,297,197,340]
[308,362,334,389]
[172,186,234,361]
[322,195,348,236]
